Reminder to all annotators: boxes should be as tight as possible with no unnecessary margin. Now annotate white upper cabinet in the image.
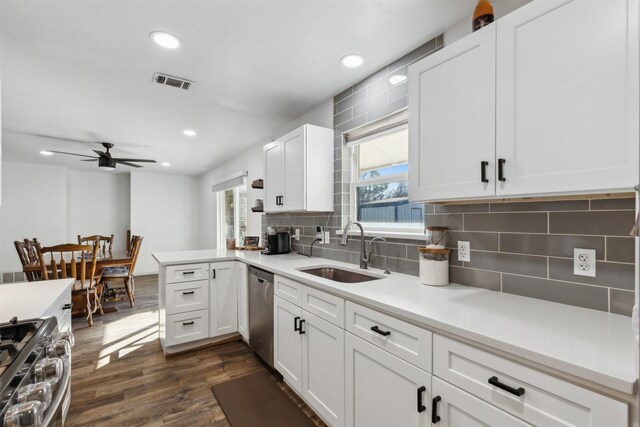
[496,0,639,195]
[408,25,496,202]
[263,124,334,213]
[409,0,639,202]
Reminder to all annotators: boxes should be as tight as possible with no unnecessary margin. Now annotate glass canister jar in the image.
[417,247,450,286]
[425,226,448,247]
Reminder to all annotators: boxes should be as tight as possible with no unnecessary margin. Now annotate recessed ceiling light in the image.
[40,150,53,156]
[389,74,407,85]
[161,162,171,167]
[182,129,197,136]
[340,54,364,68]
[150,31,181,49]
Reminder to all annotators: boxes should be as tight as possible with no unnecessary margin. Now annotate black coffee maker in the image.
[262,229,291,255]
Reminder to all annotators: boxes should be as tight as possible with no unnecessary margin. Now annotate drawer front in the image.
[44,286,72,329]
[166,263,210,283]
[274,275,303,306]
[346,301,432,372]
[166,310,209,346]
[433,334,628,427]
[166,280,209,315]
[302,286,344,328]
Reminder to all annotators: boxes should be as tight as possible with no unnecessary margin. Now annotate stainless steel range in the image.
[0,317,73,427]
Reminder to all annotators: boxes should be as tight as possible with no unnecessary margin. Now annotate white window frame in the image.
[216,184,247,249]
[348,125,424,234]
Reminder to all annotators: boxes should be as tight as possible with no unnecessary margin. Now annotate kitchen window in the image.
[217,184,247,248]
[348,116,424,233]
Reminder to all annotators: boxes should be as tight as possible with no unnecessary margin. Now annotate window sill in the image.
[335,229,425,241]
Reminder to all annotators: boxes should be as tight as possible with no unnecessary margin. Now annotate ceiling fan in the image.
[48,142,157,170]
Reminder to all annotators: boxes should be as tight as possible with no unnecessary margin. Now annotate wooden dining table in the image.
[23,250,133,314]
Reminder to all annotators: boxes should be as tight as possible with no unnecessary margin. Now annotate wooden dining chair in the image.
[100,236,143,307]
[35,242,103,327]
[77,234,114,254]
[14,238,40,281]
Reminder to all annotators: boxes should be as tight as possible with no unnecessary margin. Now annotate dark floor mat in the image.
[211,371,316,427]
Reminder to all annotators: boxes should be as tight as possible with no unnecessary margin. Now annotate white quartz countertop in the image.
[0,279,74,322]
[153,249,638,394]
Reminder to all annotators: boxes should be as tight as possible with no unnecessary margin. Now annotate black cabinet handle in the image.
[212,269,216,279]
[182,271,195,275]
[488,376,525,396]
[62,303,72,310]
[498,158,506,182]
[182,291,195,295]
[417,386,426,413]
[298,319,306,334]
[432,395,441,423]
[481,161,489,183]
[182,321,195,326]
[371,325,391,336]
[294,316,301,331]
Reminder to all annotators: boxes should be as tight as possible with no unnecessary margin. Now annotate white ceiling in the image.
[1,0,473,175]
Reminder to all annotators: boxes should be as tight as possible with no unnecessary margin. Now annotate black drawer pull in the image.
[417,386,426,413]
[298,319,306,334]
[488,376,525,396]
[481,161,489,183]
[182,321,195,326]
[182,271,195,275]
[371,325,391,336]
[432,395,441,423]
[182,291,195,295]
[294,316,301,331]
[498,158,506,182]
[62,303,72,310]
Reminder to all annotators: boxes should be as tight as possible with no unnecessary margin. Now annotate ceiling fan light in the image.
[98,157,117,170]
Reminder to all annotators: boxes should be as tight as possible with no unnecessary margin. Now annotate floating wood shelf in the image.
[251,179,264,189]
[251,207,264,213]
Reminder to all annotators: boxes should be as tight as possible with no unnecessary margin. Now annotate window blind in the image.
[343,109,408,147]
[211,170,247,192]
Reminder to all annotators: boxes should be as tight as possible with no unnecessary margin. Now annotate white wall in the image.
[130,171,199,274]
[67,171,130,253]
[1,163,132,274]
[1,162,69,272]
[198,99,334,249]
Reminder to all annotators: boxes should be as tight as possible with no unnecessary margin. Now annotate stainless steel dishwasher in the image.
[248,266,274,368]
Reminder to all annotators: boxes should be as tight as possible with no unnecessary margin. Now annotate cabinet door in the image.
[408,25,496,202]
[303,310,345,427]
[274,296,304,394]
[431,377,530,427]
[345,333,431,427]
[281,126,306,211]
[264,140,283,212]
[496,0,639,195]
[237,263,249,340]
[210,262,238,336]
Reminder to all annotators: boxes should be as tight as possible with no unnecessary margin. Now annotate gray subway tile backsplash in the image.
[549,211,636,236]
[502,275,609,312]
[262,33,635,316]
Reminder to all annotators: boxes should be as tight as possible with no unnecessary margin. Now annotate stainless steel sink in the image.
[298,266,383,283]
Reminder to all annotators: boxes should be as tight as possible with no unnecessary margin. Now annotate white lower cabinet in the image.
[345,333,431,427]
[302,311,345,427]
[432,377,529,427]
[210,261,238,336]
[165,309,209,347]
[237,263,249,340]
[274,295,304,394]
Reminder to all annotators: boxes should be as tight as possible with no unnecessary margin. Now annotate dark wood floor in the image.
[67,275,325,427]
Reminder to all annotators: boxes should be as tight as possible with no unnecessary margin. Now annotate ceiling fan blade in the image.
[113,158,157,163]
[81,159,99,162]
[93,150,108,157]
[116,160,143,168]
[48,150,100,159]
[32,134,92,144]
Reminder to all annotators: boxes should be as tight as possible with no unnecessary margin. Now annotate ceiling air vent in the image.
[152,72,194,90]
